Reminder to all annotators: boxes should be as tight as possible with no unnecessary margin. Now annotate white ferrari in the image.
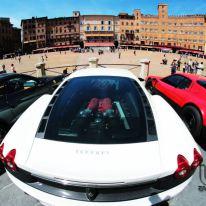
[0,68,203,206]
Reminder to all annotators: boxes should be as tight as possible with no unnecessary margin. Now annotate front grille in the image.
[7,167,194,202]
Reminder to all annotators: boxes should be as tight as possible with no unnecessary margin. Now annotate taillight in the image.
[174,155,191,179]
[5,149,17,172]
[0,143,4,163]
[191,148,203,169]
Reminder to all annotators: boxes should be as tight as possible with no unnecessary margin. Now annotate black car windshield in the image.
[197,80,206,89]
[43,76,148,144]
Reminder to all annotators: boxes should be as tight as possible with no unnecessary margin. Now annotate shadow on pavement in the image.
[0,162,5,176]
[149,194,170,206]
[153,201,169,206]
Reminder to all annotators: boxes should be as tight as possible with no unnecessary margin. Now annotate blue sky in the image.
[1,0,206,28]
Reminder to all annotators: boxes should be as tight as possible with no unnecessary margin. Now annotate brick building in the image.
[118,10,141,45]
[21,3,206,52]
[21,12,80,53]
[0,18,21,57]
[80,15,119,48]
[119,4,206,52]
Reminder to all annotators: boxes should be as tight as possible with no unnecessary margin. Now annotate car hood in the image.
[24,139,162,185]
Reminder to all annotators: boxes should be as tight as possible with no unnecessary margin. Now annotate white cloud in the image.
[10,17,21,28]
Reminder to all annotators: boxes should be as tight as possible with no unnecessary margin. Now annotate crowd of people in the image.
[170,58,204,75]
[161,53,205,75]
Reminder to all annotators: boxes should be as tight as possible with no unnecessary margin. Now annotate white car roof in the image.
[66,67,137,80]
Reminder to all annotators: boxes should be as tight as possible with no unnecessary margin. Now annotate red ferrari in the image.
[145,73,206,138]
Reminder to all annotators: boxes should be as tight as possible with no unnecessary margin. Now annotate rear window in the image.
[197,80,206,89]
[42,76,155,144]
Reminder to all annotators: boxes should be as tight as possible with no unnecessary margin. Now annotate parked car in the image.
[3,53,15,59]
[0,73,64,142]
[145,73,206,138]
[72,48,82,53]
[0,68,202,206]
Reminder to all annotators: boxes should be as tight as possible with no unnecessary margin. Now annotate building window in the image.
[198,46,203,50]
[101,21,104,25]
[101,26,104,31]
[108,21,111,25]
[94,26,97,31]
[122,22,124,25]
[87,26,90,31]
[108,26,111,31]
[126,22,129,26]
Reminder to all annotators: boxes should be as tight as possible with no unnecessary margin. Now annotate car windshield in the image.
[197,80,206,89]
[42,76,153,144]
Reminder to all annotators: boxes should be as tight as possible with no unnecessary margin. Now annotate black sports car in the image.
[0,73,64,142]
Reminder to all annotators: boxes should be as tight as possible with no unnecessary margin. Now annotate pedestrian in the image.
[188,59,192,73]
[118,52,121,59]
[134,50,136,55]
[186,63,190,73]
[177,59,181,71]
[183,62,187,73]
[11,64,16,73]
[197,62,204,76]
[41,56,44,62]
[194,61,199,74]
[162,54,167,65]
[190,62,196,74]
[171,59,177,75]
[0,64,7,74]
[18,56,21,63]
[45,54,48,61]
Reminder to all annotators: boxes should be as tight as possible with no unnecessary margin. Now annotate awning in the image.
[52,45,80,49]
[179,49,203,55]
[33,45,80,52]
[159,47,172,51]
[84,42,114,47]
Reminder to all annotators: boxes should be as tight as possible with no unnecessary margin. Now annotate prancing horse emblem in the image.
[86,188,98,201]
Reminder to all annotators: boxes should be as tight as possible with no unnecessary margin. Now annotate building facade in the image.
[21,12,80,53]
[21,4,206,52]
[118,10,141,45]
[0,18,21,57]
[80,15,119,47]
[119,4,206,51]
